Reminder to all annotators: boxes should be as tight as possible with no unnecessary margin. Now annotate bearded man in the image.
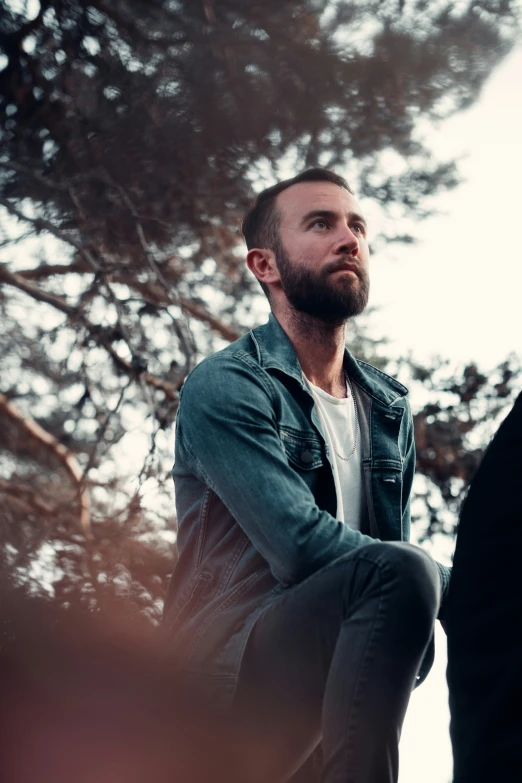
[163,168,451,783]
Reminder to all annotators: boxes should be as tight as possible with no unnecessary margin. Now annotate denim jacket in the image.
[164,314,451,705]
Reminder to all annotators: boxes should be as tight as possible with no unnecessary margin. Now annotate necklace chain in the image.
[328,373,359,461]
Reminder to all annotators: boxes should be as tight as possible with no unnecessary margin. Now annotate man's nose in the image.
[334,226,359,256]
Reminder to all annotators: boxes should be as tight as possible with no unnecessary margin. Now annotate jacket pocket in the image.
[279,428,324,471]
[186,568,268,658]
[166,571,213,632]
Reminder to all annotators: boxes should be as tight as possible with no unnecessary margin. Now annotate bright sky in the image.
[385,44,522,783]
[370,45,522,371]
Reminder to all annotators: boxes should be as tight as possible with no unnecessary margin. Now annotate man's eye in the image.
[312,219,329,229]
[352,223,365,234]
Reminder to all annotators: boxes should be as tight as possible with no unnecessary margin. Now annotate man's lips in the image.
[328,262,360,277]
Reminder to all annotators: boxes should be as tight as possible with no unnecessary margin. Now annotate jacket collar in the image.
[249,313,409,408]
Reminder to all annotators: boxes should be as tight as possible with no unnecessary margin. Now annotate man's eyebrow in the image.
[300,209,368,229]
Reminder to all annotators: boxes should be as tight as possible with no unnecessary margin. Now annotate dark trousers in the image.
[446,391,522,782]
[232,541,440,783]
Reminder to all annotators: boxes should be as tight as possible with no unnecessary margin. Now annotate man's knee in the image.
[319,543,440,636]
[359,542,440,623]
[384,542,440,616]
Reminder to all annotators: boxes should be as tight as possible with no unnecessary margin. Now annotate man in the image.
[163,168,451,783]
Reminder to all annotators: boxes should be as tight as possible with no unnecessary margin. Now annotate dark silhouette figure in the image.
[447,391,522,782]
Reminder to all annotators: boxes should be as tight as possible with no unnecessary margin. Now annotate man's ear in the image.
[246,248,280,288]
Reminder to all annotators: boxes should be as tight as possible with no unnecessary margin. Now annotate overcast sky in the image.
[387,43,522,783]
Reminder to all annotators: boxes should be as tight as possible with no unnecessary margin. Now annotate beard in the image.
[275,244,370,323]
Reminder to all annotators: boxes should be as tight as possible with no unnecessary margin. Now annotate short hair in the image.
[241,168,354,298]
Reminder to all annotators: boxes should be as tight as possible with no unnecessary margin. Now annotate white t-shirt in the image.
[305,377,366,531]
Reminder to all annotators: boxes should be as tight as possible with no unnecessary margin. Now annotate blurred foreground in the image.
[0,591,254,783]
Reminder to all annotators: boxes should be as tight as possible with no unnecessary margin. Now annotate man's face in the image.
[273,181,370,323]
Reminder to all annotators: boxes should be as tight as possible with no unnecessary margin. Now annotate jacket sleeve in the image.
[401,400,452,617]
[175,354,378,586]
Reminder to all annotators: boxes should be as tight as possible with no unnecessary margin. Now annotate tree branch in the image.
[0,160,70,191]
[0,262,77,317]
[0,264,180,400]
[15,262,241,342]
[0,393,92,539]
[0,478,54,516]
[179,295,240,341]
[0,197,99,270]
[1,179,241,343]
[100,172,243,342]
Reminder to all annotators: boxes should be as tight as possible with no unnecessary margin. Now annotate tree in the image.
[0,0,519,614]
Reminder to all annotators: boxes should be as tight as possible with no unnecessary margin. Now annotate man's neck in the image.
[274,307,348,398]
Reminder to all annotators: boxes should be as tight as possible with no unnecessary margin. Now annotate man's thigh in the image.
[234,551,361,726]
[232,542,437,781]
[233,552,359,774]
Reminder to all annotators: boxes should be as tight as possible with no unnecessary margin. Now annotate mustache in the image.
[324,258,362,276]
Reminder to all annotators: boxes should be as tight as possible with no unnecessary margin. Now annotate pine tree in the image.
[0,0,519,611]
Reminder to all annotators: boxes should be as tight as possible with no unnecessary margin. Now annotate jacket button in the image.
[300,449,314,465]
